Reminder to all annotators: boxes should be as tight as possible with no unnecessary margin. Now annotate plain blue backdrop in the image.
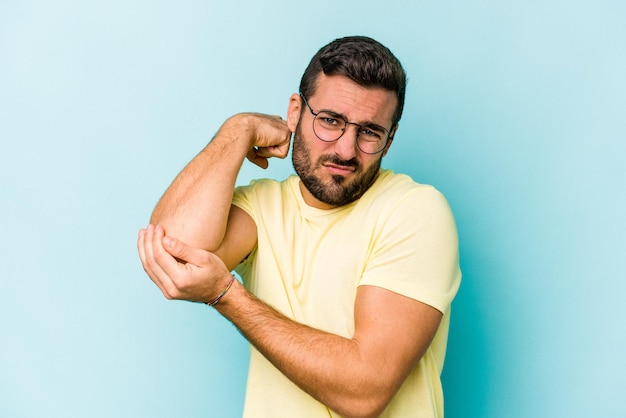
[1,1,624,417]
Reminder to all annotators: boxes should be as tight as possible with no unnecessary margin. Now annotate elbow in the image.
[148,217,221,253]
[329,385,395,418]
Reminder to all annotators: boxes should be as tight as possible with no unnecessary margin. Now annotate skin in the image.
[137,74,442,418]
[291,75,396,209]
[291,119,384,208]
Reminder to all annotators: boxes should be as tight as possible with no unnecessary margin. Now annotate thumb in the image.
[246,147,269,169]
[162,235,209,266]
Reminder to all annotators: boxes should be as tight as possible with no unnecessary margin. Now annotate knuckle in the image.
[164,284,182,300]
[176,277,193,293]
[171,241,185,257]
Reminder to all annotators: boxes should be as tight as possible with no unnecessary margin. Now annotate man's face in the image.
[288,74,397,209]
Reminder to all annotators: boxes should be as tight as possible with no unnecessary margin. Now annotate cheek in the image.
[300,135,329,159]
[358,152,377,165]
[360,155,383,172]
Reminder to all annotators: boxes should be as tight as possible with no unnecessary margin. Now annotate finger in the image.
[143,224,176,298]
[254,147,276,159]
[254,134,291,158]
[277,136,292,157]
[152,225,204,293]
[161,234,210,267]
[246,147,269,169]
[153,226,220,301]
[150,225,179,275]
[266,138,291,159]
[141,225,158,277]
[137,228,147,267]
[255,115,291,147]
[142,225,166,287]
[139,227,162,286]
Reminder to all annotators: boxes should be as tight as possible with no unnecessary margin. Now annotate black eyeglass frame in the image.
[299,93,393,155]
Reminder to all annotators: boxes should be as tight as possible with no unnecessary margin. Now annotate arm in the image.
[217,280,442,418]
[138,228,442,418]
[149,113,291,260]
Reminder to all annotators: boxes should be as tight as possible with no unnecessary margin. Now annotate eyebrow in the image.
[319,108,389,132]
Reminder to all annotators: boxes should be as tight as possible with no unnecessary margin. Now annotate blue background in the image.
[1,1,624,417]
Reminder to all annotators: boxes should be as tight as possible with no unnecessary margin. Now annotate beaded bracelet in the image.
[206,275,236,307]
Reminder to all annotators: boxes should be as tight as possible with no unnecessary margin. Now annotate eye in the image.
[316,112,343,129]
[359,127,384,141]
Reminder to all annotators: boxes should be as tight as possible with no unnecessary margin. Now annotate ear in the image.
[286,93,302,133]
[381,124,398,157]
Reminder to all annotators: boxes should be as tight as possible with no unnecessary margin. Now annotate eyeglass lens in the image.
[313,112,388,154]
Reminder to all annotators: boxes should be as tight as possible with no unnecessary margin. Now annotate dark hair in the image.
[299,36,407,129]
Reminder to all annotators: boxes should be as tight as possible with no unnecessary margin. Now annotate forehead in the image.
[309,74,397,127]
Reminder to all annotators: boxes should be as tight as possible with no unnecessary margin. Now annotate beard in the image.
[291,122,382,207]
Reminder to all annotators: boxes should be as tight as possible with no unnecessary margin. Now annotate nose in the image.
[333,124,359,160]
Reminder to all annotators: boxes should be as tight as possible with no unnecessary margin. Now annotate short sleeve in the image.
[232,183,255,218]
[358,186,461,313]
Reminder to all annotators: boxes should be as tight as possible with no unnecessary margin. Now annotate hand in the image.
[221,113,292,169]
[137,224,233,303]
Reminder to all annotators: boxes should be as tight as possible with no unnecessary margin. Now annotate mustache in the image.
[319,154,360,169]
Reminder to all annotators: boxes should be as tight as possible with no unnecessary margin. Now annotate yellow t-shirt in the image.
[232,169,461,417]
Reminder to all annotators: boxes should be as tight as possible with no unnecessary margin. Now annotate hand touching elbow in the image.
[137,224,233,303]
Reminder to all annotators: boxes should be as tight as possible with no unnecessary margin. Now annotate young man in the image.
[138,36,461,418]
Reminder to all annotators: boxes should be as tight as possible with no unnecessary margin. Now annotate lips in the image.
[323,162,356,175]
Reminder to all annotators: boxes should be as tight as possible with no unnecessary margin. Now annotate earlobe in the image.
[286,93,302,132]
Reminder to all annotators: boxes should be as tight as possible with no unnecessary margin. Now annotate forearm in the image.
[215,281,394,418]
[151,113,290,250]
[151,132,248,250]
[151,111,290,251]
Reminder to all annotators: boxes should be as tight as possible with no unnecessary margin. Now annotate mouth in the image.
[322,162,356,176]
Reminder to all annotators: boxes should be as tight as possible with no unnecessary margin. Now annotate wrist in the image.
[218,113,258,150]
[206,275,236,307]
[211,276,250,315]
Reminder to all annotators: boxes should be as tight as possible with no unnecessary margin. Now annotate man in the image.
[138,36,461,418]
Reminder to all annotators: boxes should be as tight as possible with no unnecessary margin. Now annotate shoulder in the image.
[235,177,284,193]
[234,176,296,198]
[364,169,451,214]
[232,176,299,214]
[360,170,458,247]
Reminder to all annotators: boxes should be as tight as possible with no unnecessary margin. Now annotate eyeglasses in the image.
[300,94,392,155]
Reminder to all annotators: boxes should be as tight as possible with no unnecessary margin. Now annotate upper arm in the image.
[214,204,258,271]
[352,285,442,405]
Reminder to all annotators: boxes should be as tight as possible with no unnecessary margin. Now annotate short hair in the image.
[299,36,407,129]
